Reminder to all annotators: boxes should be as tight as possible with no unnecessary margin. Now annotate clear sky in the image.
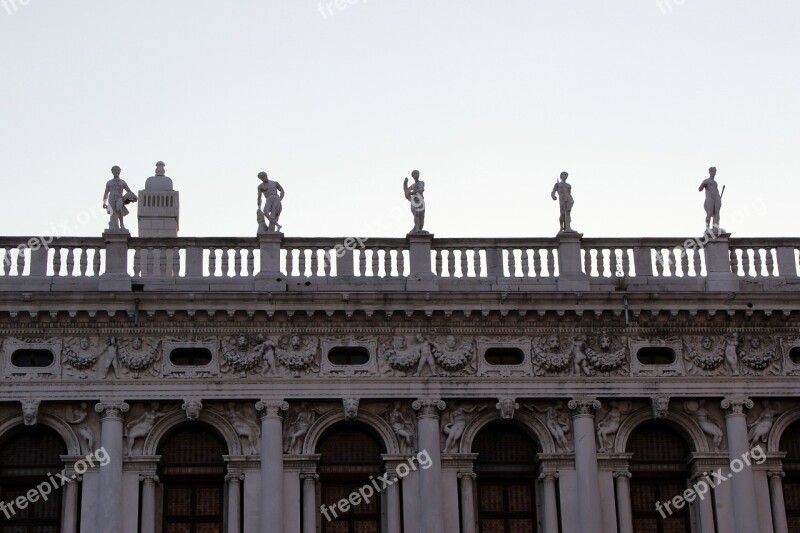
[0,1,797,239]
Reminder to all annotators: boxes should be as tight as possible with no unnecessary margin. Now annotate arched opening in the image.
[158,424,228,533]
[627,421,692,533]
[780,420,800,529]
[317,423,385,533]
[472,421,539,533]
[0,426,67,533]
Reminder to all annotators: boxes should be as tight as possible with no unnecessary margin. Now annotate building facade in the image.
[1,186,799,533]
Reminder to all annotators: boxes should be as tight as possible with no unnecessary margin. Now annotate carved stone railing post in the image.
[613,470,633,533]
[721,397,760,533]
[768,470,789,533]
[140,473,159,533]
[568,399,602,533]
[539,471,560,533]
[413,399,446,533]
[255,400,289,533]
[776,247,799,279]
[705,233,738,290]
[632,246,653,277]
[94,401,129,533]
[407,234,438,291]
[255,232,286,291]
[557,233,589,291]
[100,231,131,290]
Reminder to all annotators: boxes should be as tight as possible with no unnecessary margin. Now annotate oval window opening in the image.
[789,347,800,365]
[11,350,54,368]
[484,348,525,366]
[636,347,676,365]
[327,347,370,366]
[170,348,213,366]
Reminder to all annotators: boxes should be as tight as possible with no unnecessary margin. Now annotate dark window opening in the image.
[11,349,54,368]
[170,348,213,366]
[790,347,800,365]
[327,347,370,366]
[636,347,676,365]
[484,348,525,366]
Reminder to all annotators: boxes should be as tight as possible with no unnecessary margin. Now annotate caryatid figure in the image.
[257,171,285,232]
[698,166,722,231]
[551,171,575,232]
[102,166,137,231]
[403,170,427,233]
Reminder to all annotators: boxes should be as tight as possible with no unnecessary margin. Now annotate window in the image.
[636,347,676,365]
[327,347,370,366]
[484,348,525,366]
[789,347,800,365]
[169,348,213,366]
[780,421,800,531]
[11,349,54,368]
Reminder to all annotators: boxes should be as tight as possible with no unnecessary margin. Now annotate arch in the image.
[0,411,82,456]
[461,410,553,454]
[303,409,400,455]
[614,406,708,454]
[142,409,242,456]
[768,406,800,453]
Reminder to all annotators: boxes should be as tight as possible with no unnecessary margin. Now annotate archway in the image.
[779,420,800,530]
[472,421,539,533]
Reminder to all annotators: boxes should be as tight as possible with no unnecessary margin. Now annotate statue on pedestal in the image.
[551,171,575,232]
[403,170,427,233]
[698,166,723,232]
[102,166,137,231]
[257,171,284,232]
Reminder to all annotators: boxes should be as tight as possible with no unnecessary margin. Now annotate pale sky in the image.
[0,1,797,239]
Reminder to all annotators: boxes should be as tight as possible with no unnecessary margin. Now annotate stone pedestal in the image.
[99,231,132,291]
[255,232,287,291]
[406,234,438,291]
[556,232,589,291]
[704,233,738,291]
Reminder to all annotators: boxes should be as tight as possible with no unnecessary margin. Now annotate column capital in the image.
[95,401,130,420]
[721,397,754,416]
[300,472,319,482]
[768,470,786,479]
[413,399,446,418]
[256,399,289,419]
[613,470,632,480]
[538,472,559,481]
[225,473,245,483]
[139,474,160,484]
[457,472,477,480]
[568,399,601,417]
[386,472,401,483]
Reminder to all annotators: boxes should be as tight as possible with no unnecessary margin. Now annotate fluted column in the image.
[458,472,477,533]
[386,473,402,533]
[227,473,244,533]
[568,399,602,533]
[62,477,80,533]
[94,401,129,533]
[613,470,633,533]
[301,473,318,533]
[140,474,159,533]
[413,399,446,533]
[539,472,559,533]
[256,400,289,533]
[721,397,760,533]
[769,470,789,533]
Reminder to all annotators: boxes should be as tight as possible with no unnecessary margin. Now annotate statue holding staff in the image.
[698,166,723,232]
[257,171,285,232]
[403,169,427,233]
[550,171,575,232]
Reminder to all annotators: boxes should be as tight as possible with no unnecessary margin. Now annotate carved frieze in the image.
[321,337,377,377]
[276,335,320,378]
[737,335,780,375]
[629,337,685,377]
[162,337,220,378]
[117,338,162,377]
[585,334,629,376]
[2,338,61,380]
[476,337,533,377]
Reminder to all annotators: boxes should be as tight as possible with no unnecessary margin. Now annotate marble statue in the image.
[412,334,440,377]
[102,166,137,231]
[66,403,95,453]
[257,171,285,233]
[442,402,484,453]
[98,337,120,379]
[684,399,723,451]
[385,401,415,453]
[284,402,320,454]
[550,171,575,232]
[724,333,740,375]
[403,170,427,234]
[748,400,779,447]
[224,402,260,455]
[125,402,168,455]
[596,401,629,452]
[698,166,723,232]
[525,402,572,452]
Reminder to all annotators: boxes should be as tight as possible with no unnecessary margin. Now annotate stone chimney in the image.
[137,161,180,237]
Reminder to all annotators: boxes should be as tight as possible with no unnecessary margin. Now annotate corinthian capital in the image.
[256,400,290,419]
[412,399,446,418]
[721,397,754,416]
[568,399,601,417]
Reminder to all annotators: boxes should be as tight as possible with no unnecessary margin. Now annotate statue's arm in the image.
[550,183,558,200]
[276,182,285,199]
[103,184,110,206]
[71,411,87,424]
[698,179,707,192]
[257,188,263,207]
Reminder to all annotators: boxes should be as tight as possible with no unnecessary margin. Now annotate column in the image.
[458,472,476,533]
[227,473,244,533]
[689,470,716,533]
[94,401,129,533]
[386,473,402,533]
[256,400,289,533]
[613,471,633,533]
[769,471,789,533]
[568,399,602,533]
[539,472,559,533]
[140,474,158,533]
[413,399,446,533]
[301,473,318,533]
[721,398,760,533]
[62,477,80,533]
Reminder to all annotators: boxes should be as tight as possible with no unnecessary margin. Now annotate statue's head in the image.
[131,337,143,350]
[560,171,568,181]
[394,336,406,349]
[258,171,268,182]
[709,167,717,177]
[599,334,611,350]
[393,400,402,409]
[236,335,249,349]
[750,336,762,349]
[546,335,559,350]
[79,401,88,410]
[415,333,425,343]
[79,337,90,350]
[111,165,121,177]
[701,336,713,350]
[290,335,302,348]
[411,170,420,180]
[445,335,457,349]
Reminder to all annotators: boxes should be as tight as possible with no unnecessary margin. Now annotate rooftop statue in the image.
[551,171,575,233]
[257,171,285,233]
[102,166,137,231]
[144,161,174,191]
[403,170,427,234]
[698,166,724,233]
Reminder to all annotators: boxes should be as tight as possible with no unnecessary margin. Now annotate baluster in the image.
[729,249,739,276]
[297,249,307,277]
[458,248,467,277]
[680,248,689,277]
[532,249,542,278]
[397,249,405,277]
[766,248,775,277]
[507,249,515,277]
[310,247,319,277]
[654,250,665,276]
[667,249,677,276]
[286,248,295,277]
[323,248,333,277]
[446,250,455,277]
[145,247,155,276]
[521,249,530,278]
[358,249,366,276]
[692,249,702,277]
[246,248,254,276]
[473,248,481,277]
[53,247,62,276]
[742,249,751,277]
[78,248,87,276]
[209,248,218,277]
[370,248,379,277]
[231,247,240,277]
[219,248,229,277]
[622,249,631,277]
[65,248,75,276]
[435,250,443,276]
[1,249,8,276]
[173,248,181,276]
[132,248,141,277]
[93,247,102,276]
[583,248,591,276]
[547,248,555,276]
[753,248,764,277]
[15,248,26,276]
[610,249,619,278]
[384,248,392,277]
